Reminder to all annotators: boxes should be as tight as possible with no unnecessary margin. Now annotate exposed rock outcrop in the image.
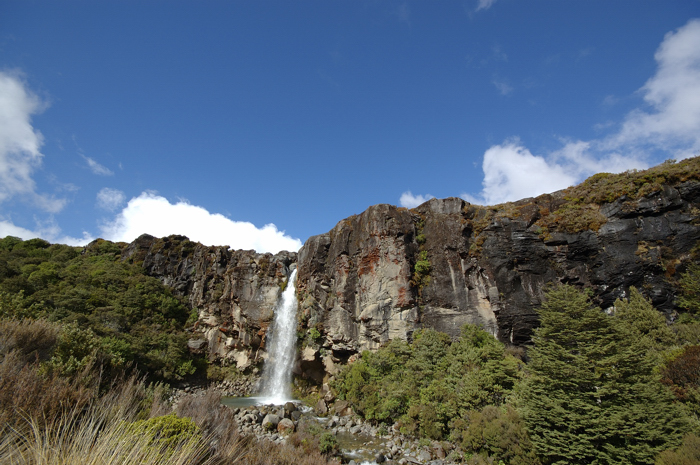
[126,159,700,381]
[121,234,296,368]
[296,166,700,358]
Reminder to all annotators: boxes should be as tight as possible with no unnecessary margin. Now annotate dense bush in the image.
[334,325,540,463]
[0,237,197,381]
[458,406,540,465]
[318,432,339,455]
[520,285,689,465]
[655,434,700,465]
[335,324,524,460]
[127,413,201,451]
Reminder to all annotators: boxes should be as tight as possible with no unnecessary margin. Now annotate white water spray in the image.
[259,268,298,404]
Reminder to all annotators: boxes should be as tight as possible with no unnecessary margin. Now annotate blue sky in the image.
[1,1,700,253]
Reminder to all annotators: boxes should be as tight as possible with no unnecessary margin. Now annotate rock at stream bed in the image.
[277,418,295,435]
[333,400,353,416]
[315,398,328,415]
[262,414,281,430]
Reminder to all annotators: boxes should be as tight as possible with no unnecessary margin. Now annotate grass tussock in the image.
[0,328,334,465]
[0,318,59,364]
[0,373,204,465]
[0,350,98,431]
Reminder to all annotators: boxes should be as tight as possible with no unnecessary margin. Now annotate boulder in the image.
[315,398,328,415]
[301,346,317,362]
[277,418,295,435]
[333,400,353,416]
[186,338,207,352]
[261,414,280,431]
[431,441,446,459]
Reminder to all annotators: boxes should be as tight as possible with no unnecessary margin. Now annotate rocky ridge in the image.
[129,158,700,382]
[296,164,700,376]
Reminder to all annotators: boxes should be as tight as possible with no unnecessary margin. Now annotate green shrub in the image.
[318,432,338,455]
[126,413,201,450]
[459,406,540,465]
[309,327,322,341]
[334,325,521,441]
[520,285,689,464]
[678,262,700,314]
[0,237,201,382]
[413,250,431,291]
[655,433,700,465]
[207,363,241,382]
[43,322,100,376]
[414,250,431,275]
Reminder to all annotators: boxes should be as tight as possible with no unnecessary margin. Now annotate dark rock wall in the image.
[123,178,700,378]
[297,181,700,359]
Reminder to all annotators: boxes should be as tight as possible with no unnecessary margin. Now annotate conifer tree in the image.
[613,287,675,358]
[519,285,688,465]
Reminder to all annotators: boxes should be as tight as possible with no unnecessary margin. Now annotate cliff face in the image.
[121,234,296,370]
[128,159,700,379]
[296,174,700,373]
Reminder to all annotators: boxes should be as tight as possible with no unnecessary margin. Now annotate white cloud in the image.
[462,142,578,205]
[608,18,700,157]
[492,78,513,95]
[100,192,302,253]
[400,191,435,208]
[476,0,496,11]
[462,140,650,206]
[0,218,94,246]
[82,154,114,176]
[0,71,65,211]
[96,188,126,211]
[464,19,700,205]
[0,220,38,240]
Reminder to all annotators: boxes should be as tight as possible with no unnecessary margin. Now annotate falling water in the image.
[259,268,298,404]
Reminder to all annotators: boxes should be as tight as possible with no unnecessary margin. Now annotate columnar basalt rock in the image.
[124,160,700,382]
[296,179,700,359]
[121,234,296,369]
[295,198,504,364]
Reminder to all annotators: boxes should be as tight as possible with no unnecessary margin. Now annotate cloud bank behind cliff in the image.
[99,192,302,254]
[459,18,700,206]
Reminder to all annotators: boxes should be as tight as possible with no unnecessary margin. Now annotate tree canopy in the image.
[519,285,688,465]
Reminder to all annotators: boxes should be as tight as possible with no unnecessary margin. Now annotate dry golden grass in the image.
[0,357,333,465]
[0,316,333,465]
[0,351,98,431]
[0,411,208,465]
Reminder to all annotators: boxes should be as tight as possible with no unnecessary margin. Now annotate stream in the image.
[221,395,453,465]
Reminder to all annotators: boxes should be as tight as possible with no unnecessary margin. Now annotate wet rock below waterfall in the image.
[226,400,463,464]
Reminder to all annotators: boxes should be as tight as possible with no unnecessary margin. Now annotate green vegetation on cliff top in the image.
[465,156,700,240]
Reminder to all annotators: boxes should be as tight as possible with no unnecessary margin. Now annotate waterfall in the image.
[259,268,298,404]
